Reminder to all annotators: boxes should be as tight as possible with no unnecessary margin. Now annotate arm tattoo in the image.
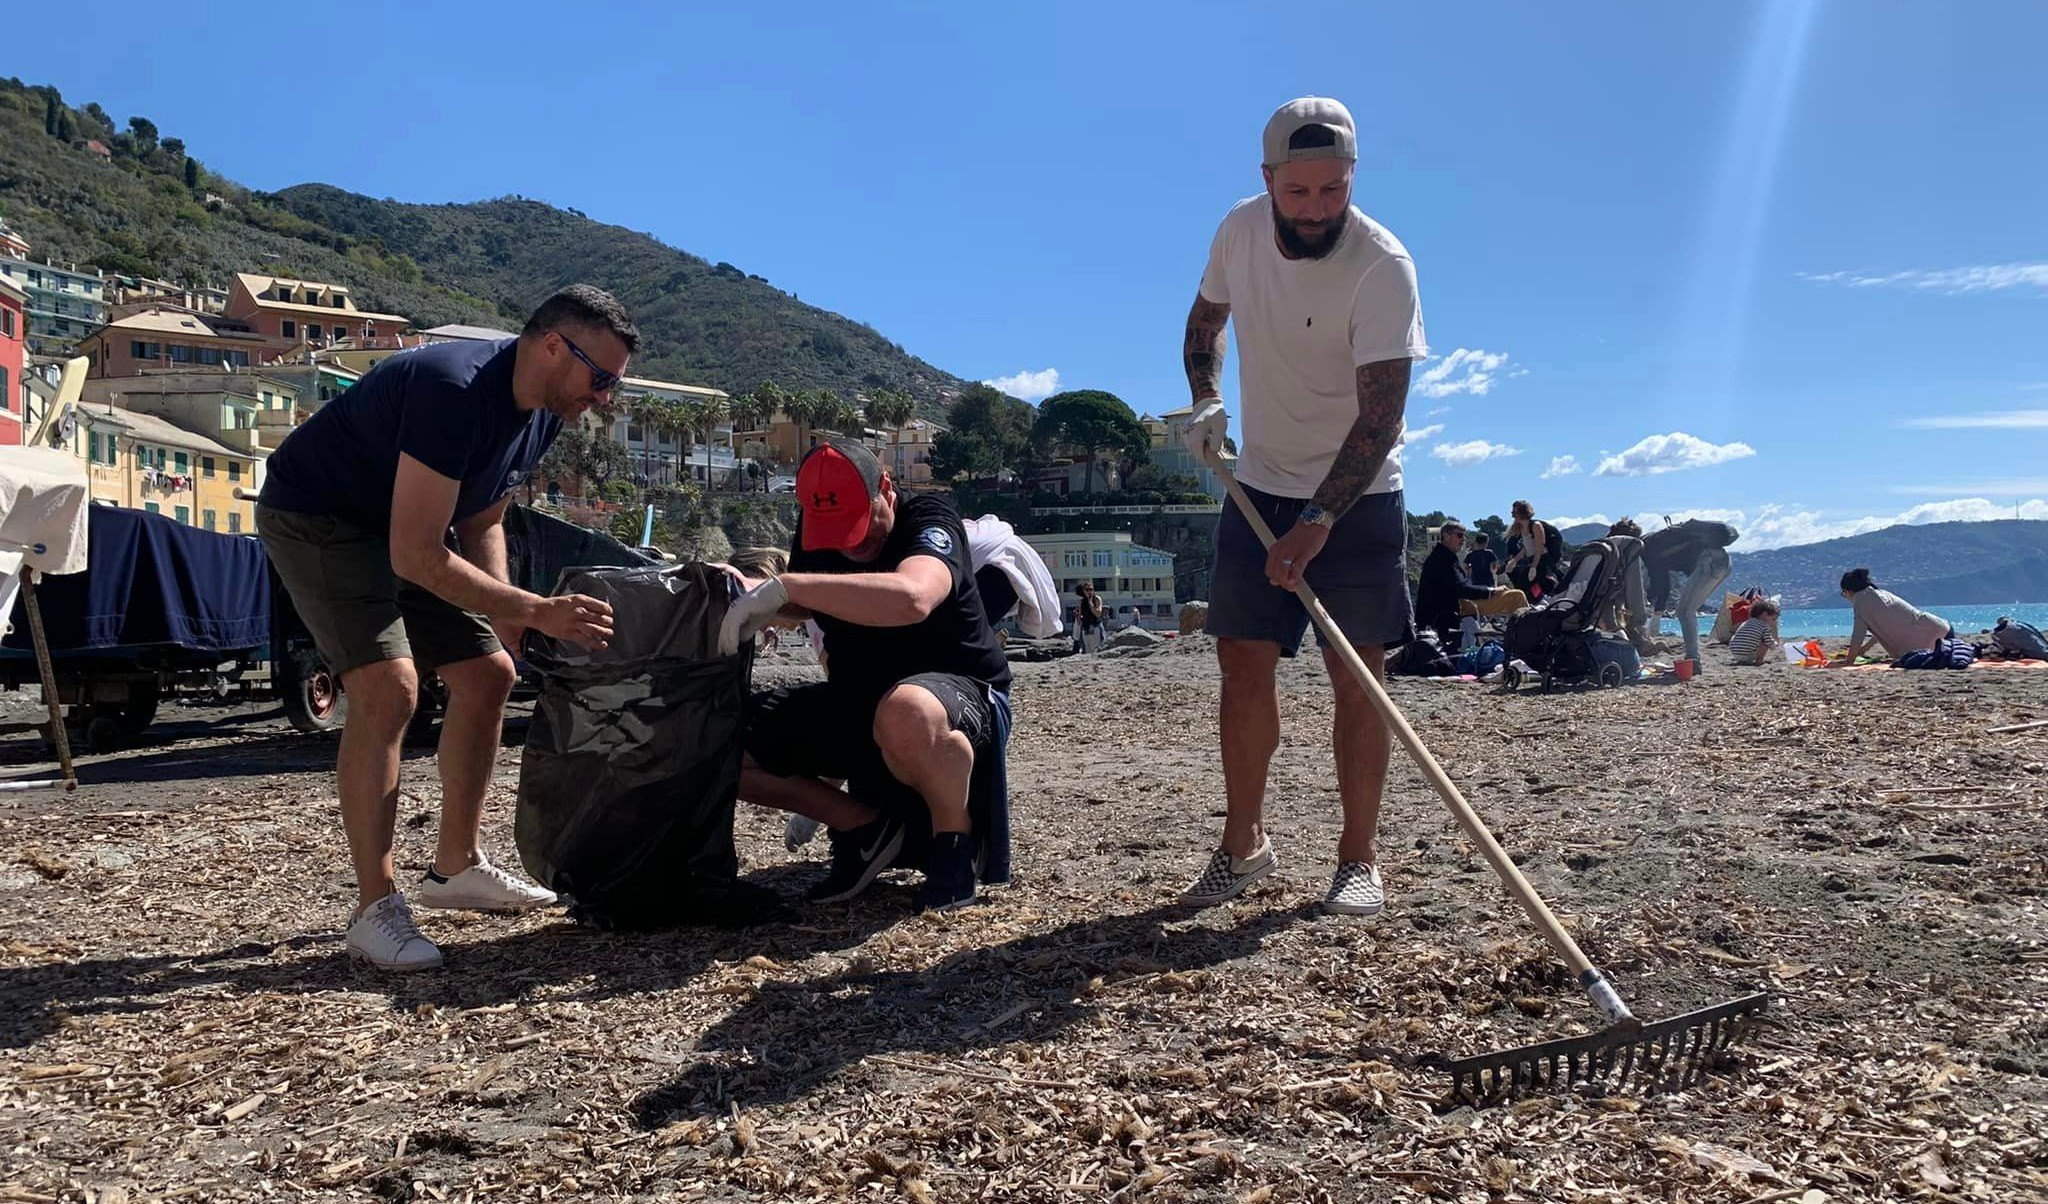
[1310,358,1412,518]
[1183,295,1231,401]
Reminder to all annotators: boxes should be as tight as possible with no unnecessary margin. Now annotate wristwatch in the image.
[1298,503,1338,529]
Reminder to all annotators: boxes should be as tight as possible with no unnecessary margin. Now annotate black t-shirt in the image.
[260,338,561,530]
[791,493,1011,697]
[1465,547,1497,587]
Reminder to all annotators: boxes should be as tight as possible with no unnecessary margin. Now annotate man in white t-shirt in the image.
[1177,96,1428,918]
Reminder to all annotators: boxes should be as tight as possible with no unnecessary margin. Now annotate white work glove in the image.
[717,576,790,657]
[1181,398,1228,460]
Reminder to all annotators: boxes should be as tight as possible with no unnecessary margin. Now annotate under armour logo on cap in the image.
[796,437,886,553]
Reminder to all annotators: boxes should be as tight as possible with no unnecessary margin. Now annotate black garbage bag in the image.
[515,562,785,929]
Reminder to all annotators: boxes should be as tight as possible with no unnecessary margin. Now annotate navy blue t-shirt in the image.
[260,338,561,529]
[1465,547,1497,588]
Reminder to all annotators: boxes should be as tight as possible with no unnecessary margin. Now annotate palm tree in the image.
[863,388,916,433]
[786,389,832,454]
[626,393,667,486]
[697,392,729,489]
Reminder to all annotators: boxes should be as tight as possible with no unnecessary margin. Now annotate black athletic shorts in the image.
[746,673,997,813]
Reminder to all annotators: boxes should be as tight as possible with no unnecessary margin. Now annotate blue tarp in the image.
[3,504,271,654]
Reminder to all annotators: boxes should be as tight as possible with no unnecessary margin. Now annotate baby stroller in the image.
[1501,535,1643,691]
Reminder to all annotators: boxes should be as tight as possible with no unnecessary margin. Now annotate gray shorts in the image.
[257,505,501,677]
[1206,487,1412,657]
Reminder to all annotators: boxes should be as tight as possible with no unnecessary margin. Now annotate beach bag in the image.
[1394,627,1456,677]
[1992,618,2048,661]
[516,563,782,929]
[1894,638,1975,671]
[1583,629,1642,683]
[1453,640,1507,678]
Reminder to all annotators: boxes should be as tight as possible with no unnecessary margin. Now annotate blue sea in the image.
[1741,602,2048,640]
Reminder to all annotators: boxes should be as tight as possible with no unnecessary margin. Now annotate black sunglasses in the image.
[556,332,622,394]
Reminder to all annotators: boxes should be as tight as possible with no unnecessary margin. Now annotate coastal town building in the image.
[0,277,26,446]
[1024,531,1179,629]
[0,224,109,356]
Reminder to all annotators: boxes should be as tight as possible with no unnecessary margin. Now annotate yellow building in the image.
[60,402,260,532]
[81,372,300,498]
[883,418,944,486]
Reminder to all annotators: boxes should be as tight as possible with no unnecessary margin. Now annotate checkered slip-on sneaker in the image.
[1323,861,1385,917]
[1180,836,1277,907]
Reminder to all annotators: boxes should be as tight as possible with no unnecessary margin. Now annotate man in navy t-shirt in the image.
[257,285,634,971]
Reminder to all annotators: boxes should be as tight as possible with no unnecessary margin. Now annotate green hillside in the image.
[0,77,970,408]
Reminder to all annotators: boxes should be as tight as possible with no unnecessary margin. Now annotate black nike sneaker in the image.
[805,816,906,903]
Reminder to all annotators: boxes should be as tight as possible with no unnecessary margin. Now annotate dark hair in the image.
[1840,567,1874,594]
[1289,124,1340,151]
[1473,532,1490,547]
[523,284,640,352]
[1608,517,1642,538]
[1439,520,1466,541]
[1750,597,1781,618]
[1511,499,1533,519]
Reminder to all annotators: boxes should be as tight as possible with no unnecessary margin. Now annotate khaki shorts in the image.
[257,505,501,678]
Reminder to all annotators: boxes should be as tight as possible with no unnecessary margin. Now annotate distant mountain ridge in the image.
[0,77,971,409]
[1729,520,2048,607]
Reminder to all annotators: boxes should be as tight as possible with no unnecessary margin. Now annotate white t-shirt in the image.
[1199,195,1428,498]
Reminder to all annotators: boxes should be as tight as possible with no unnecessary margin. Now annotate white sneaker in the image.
[1181,836,1278,907]
[1324,862,1385,916]
[347,893,444,971]
[414,856,558,913]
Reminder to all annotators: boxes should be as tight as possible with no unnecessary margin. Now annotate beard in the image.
[1273,207,1348,260]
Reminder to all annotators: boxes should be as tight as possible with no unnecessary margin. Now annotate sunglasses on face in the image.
[556,332,621,394]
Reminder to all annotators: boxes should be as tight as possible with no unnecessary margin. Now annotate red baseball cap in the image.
[797,438,885,552]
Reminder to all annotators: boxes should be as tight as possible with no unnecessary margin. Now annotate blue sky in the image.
[10,1,2045,548]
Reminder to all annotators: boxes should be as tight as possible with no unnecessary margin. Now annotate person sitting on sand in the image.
[1727,597,1781,666]
[718,438,1011,911]
[1831,567,1952,665]
[1414,521,1522,650]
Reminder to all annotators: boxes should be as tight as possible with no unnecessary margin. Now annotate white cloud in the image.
[1903,409,2048,430]
[1641,499,2048,551]
[1430,439,1522,468]
[1594,432,1757,477]
[983,368,1060,402]
[1404,423,1445,443]
[1799,263,2048,295]
[1541,455,1582,479]
[1426,405,1452,417]
[1550,513,1611,530]
[1415,348,1513,399]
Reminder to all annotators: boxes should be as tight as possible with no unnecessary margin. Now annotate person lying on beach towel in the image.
[1829,567,1952,666]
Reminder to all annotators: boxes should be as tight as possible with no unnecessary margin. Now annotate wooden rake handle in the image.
[1202,448,1637,1029]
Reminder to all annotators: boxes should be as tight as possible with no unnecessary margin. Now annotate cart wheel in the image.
[1599,662,1625,688]
[281,648,346,733]
[84,711,126,753]
[1503,666,1522,690]
[118,682,161,736]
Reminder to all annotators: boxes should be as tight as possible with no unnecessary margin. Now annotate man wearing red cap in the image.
[1177,96,1429,918]
[719,437,1010,911]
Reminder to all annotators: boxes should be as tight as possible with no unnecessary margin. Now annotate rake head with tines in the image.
[1442,991,1770,1106]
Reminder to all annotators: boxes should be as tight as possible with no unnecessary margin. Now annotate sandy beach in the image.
[2,646,2045,1201]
